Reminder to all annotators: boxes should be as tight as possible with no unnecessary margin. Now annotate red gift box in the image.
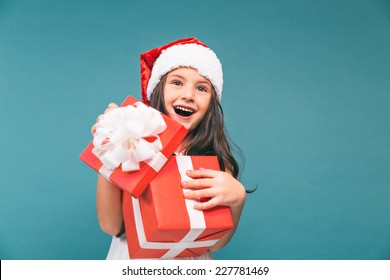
[123,155,234,259]
[80,96,187,197]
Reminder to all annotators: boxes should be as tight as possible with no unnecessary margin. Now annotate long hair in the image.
[149,74,240,179]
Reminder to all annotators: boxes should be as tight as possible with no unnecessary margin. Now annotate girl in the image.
[92,38,246,259]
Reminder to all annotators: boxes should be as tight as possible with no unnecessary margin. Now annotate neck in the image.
[175,139,188,154]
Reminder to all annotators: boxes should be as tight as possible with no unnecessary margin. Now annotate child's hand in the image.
[182,169,246,210]
[91,103,119,136]
[183,168,246,251]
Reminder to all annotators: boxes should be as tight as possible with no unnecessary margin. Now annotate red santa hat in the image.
[140,37,223,104]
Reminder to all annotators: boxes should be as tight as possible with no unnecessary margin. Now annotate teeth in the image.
[175,106,194,113]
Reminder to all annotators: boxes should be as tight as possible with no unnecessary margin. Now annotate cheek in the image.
[199,97,212,112]
[163,95,174,110]
[162,87,172,107]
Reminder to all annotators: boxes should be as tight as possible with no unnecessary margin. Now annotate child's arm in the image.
[92,103,124,236]
[96,175,124,236]
[182,169,246,251]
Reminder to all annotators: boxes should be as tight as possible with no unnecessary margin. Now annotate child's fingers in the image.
[91,124,98,135]
[182,178,213,189]
[193,197,220,210]
[96,114,104,123]
[183,187,215,199]
[183,188,220,210]
[91,114,104,135]
[91,103,118,136]
[185,169,219,179]
[104,103,119,113]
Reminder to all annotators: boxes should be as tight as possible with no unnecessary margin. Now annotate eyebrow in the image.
[169,74,185,79]
[168,74,212,86]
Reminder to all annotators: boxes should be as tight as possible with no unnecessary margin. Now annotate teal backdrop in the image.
[1,0,389,260]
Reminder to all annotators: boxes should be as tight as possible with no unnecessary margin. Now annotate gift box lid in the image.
[80,96,187,197]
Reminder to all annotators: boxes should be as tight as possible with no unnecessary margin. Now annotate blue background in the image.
[1,0,389,260]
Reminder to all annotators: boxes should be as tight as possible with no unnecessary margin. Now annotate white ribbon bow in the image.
[92,102,167,173]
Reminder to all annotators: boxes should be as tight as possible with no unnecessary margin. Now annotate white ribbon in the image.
[92,102,167,176]
[132,155,218,259]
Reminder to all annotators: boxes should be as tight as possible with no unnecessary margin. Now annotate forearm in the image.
[96,175,123,236]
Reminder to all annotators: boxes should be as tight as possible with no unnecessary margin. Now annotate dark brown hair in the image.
[149,74,240,178]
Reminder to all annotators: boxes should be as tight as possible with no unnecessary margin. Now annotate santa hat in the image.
[140,37,223,104]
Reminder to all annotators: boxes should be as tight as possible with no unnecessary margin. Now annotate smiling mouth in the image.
[174,106,195,117]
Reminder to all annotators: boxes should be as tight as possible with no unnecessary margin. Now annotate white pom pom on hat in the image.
[140,38,223,104]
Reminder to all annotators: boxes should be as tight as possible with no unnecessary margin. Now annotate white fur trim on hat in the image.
[146,44,223,101]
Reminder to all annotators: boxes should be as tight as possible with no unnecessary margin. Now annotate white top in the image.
[106,235,214,260]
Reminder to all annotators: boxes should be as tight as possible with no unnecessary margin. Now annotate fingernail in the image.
[182,181,187,187]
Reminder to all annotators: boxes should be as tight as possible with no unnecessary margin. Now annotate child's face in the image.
[163,67,212,131]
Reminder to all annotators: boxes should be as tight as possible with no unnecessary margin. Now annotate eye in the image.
[196,86,208,92]
[172,80,182,86]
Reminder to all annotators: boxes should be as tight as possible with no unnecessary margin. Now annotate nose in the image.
[181,85,195,101]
